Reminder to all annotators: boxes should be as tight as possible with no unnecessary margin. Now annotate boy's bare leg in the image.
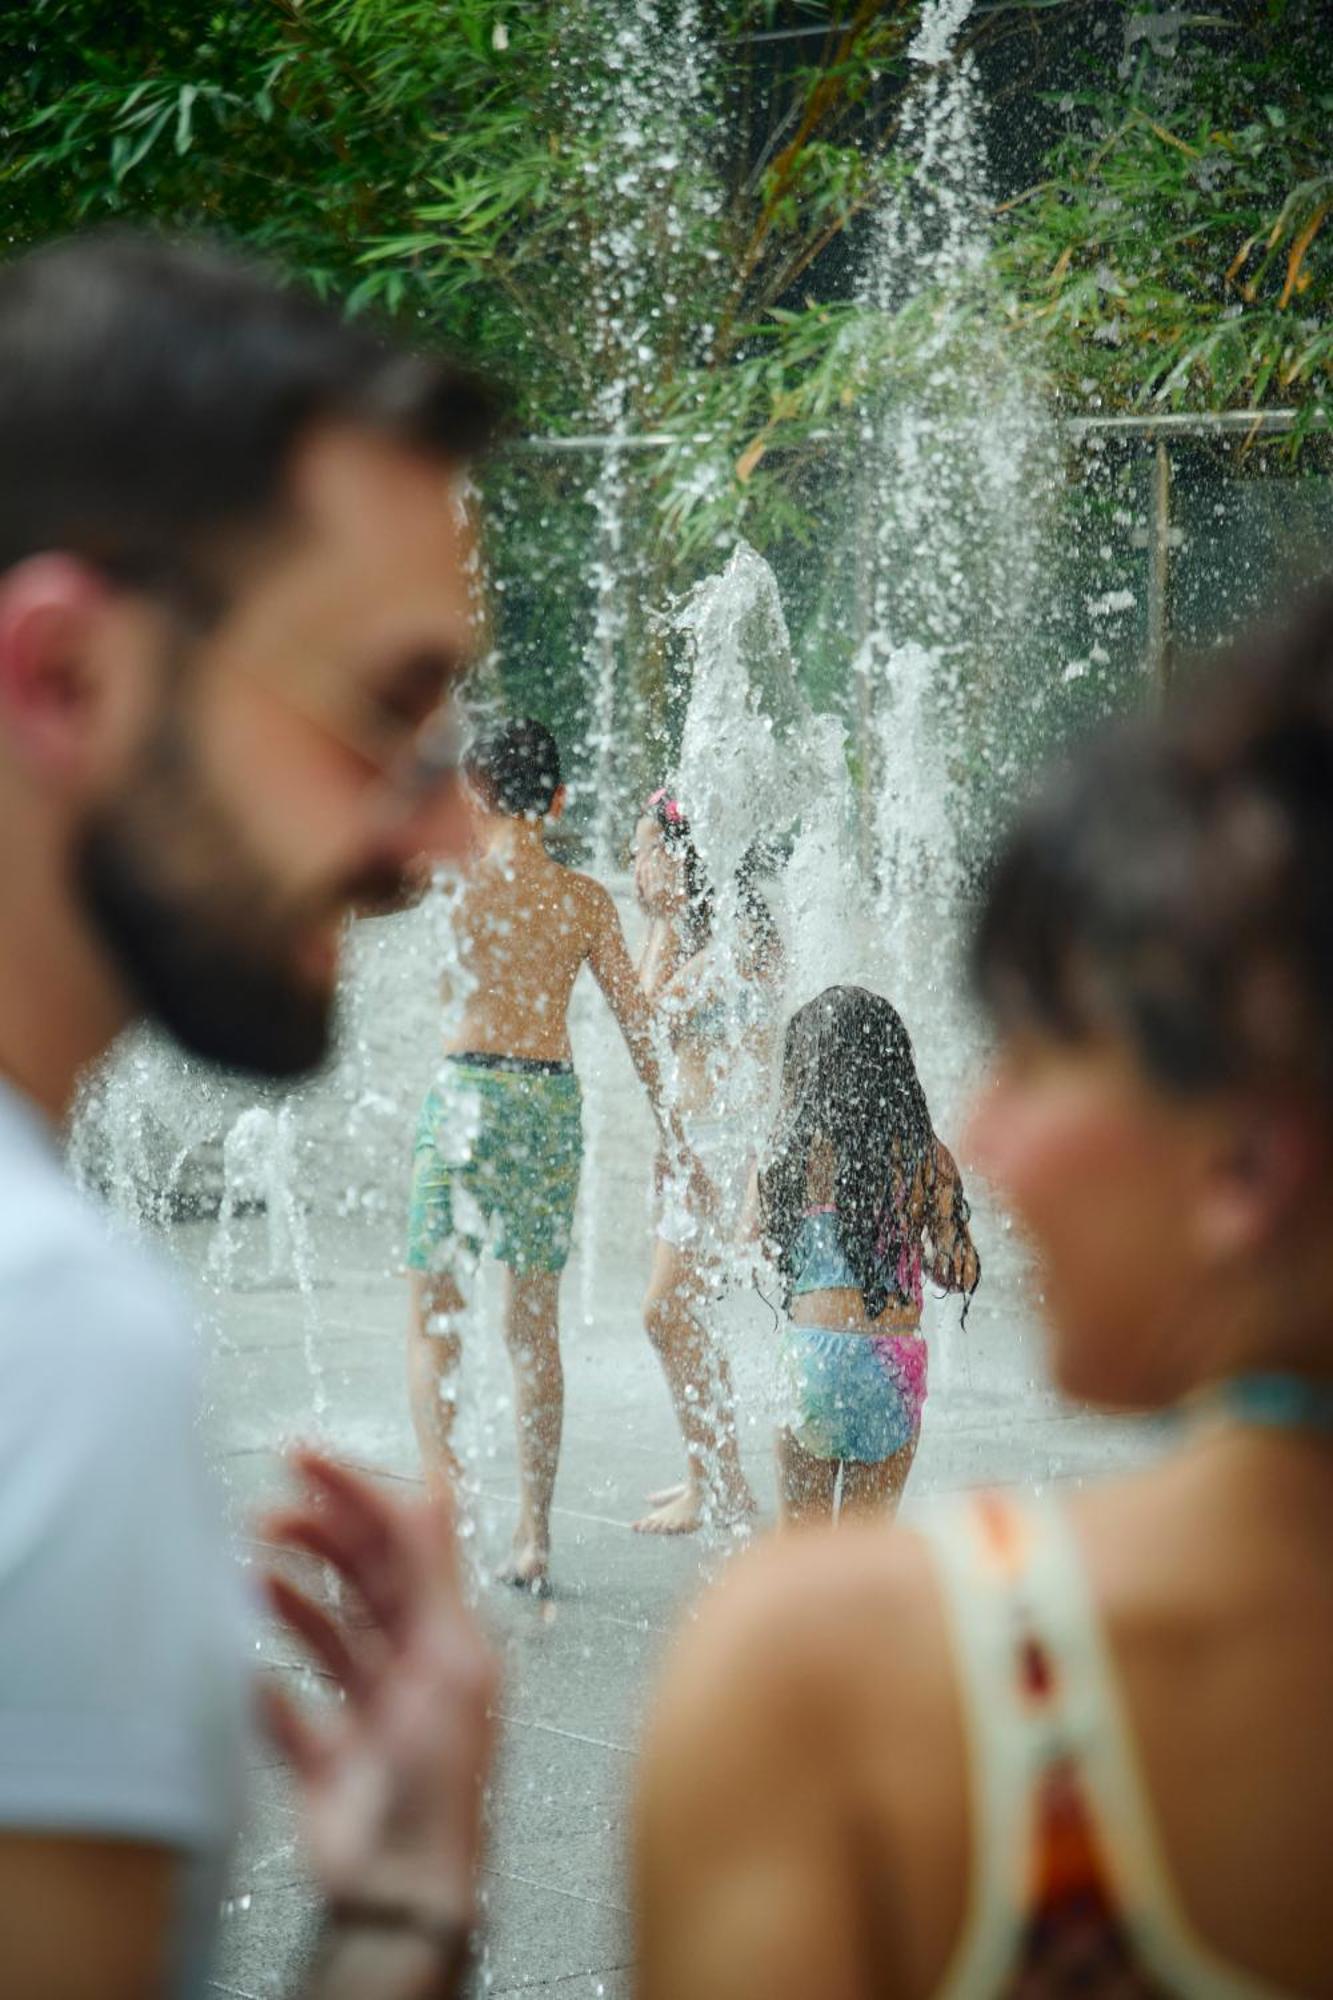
[776,1428,838,1529]
[407,1271,468,1496]
[636,1236,756,1535]
[496,1266,562,1594]
[839,1439,917,1520]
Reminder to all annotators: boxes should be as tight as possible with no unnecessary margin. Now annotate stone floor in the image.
[186,1188,1165,2000]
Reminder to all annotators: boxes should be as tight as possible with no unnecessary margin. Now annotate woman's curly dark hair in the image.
[759,986,975,1322]
[972,582,1333,1108]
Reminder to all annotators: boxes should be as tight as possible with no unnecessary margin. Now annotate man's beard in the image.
[73,717,404,1081]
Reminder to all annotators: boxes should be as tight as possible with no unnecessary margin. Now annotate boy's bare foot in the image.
[645,1481,688,1510]
[497,1535,552,1597]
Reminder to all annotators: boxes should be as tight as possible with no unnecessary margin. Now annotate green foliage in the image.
[1,0,930,773]
[12,6,1325,461]
[990,9,1333,421]
[3,1,1330,787]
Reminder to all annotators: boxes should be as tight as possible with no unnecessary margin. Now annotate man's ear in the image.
[0,555,114,781]
[1192,1102,1323,1264]
[547,783,568,822]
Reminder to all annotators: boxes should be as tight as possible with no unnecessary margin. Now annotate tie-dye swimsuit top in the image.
[789,1206,924,1313]
[919,1493,1293,1999]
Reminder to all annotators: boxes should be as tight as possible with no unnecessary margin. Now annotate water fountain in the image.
[63,0,1071,1508]
[558,0,723,1332]
[841,0,1063,1402]
[853,0,1055,1038]
[60,12,1170,1989]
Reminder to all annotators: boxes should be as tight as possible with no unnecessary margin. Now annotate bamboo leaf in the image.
[175,83,198,154]
[1278,200,1330,309]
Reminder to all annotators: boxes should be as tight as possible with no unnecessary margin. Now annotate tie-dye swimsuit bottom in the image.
[780,1324,928,1463]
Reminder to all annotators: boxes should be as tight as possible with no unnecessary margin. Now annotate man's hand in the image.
[258,1451,498,1932]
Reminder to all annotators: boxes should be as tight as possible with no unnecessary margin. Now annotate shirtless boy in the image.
[407,718,668,1594]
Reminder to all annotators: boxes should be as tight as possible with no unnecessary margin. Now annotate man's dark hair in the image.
[465,718,562,818]
[0,229,500,612]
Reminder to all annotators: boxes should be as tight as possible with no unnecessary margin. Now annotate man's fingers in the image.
[255,1676,329,1782]
[262,1571,374,1703]
[272,1450,467,1648]
[289,1453,410,1604]
[262,1513,404,1638]
[291,1449,457,1612]
[291,1451,398,1545]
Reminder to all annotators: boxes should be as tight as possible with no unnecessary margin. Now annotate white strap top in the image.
[918,1492,1290,2000]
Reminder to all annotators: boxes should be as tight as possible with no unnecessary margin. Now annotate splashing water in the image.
[848,0,1060,1396]
[909,0,976,67]
[570,0,719,1328]
[653,542,864,1478]
[573,0,716,857]
[674,540,864,1013]
[852,0,1055,1066]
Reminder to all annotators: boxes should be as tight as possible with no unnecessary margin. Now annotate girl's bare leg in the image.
[840,1435,919,1521]
[777,1427,839,1528]
[637,1234,755,1534]
[407,1270,468,1496]
[496,1265,563,1595]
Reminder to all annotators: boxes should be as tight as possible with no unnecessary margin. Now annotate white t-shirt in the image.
[0,1080,250,1995]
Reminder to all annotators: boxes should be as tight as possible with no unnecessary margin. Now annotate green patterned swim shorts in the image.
[406,1057,583,1278]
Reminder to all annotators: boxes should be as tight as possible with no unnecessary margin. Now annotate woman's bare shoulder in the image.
[647,1522,956,1771]
[638,1522,971,1997]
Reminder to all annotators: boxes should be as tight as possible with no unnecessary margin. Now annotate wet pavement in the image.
[192,1169,1160,1995]
[142,893,1165,1996]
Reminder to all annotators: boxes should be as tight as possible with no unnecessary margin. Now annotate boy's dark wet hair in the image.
[972,583,1333,1107]
[760,985,975,1322]
[465,718,563,818]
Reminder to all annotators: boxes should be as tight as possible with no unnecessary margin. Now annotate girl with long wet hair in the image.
[638,587,1333,1999]
[760,985,978,1523]
[630,790,780,1535]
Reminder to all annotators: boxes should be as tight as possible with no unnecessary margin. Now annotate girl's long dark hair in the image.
[972,583,1333,1111]
[735,839,782,980]
[648,800,780,971]
[649,795,713,954]
[760,986,973,1322]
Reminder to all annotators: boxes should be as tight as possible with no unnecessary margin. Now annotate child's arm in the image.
[925,1140,980,1295]
[739,1162,762,1245]
[584,885,712,1214]
[584,882,675,1137]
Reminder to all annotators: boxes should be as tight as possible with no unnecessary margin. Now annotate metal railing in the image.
[515,409,1328,454]
[511,408,1331,697]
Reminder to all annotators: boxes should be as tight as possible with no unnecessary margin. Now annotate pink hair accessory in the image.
[646,786,685,825]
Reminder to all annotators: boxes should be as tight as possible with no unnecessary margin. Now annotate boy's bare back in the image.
[444,830,647,1067]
